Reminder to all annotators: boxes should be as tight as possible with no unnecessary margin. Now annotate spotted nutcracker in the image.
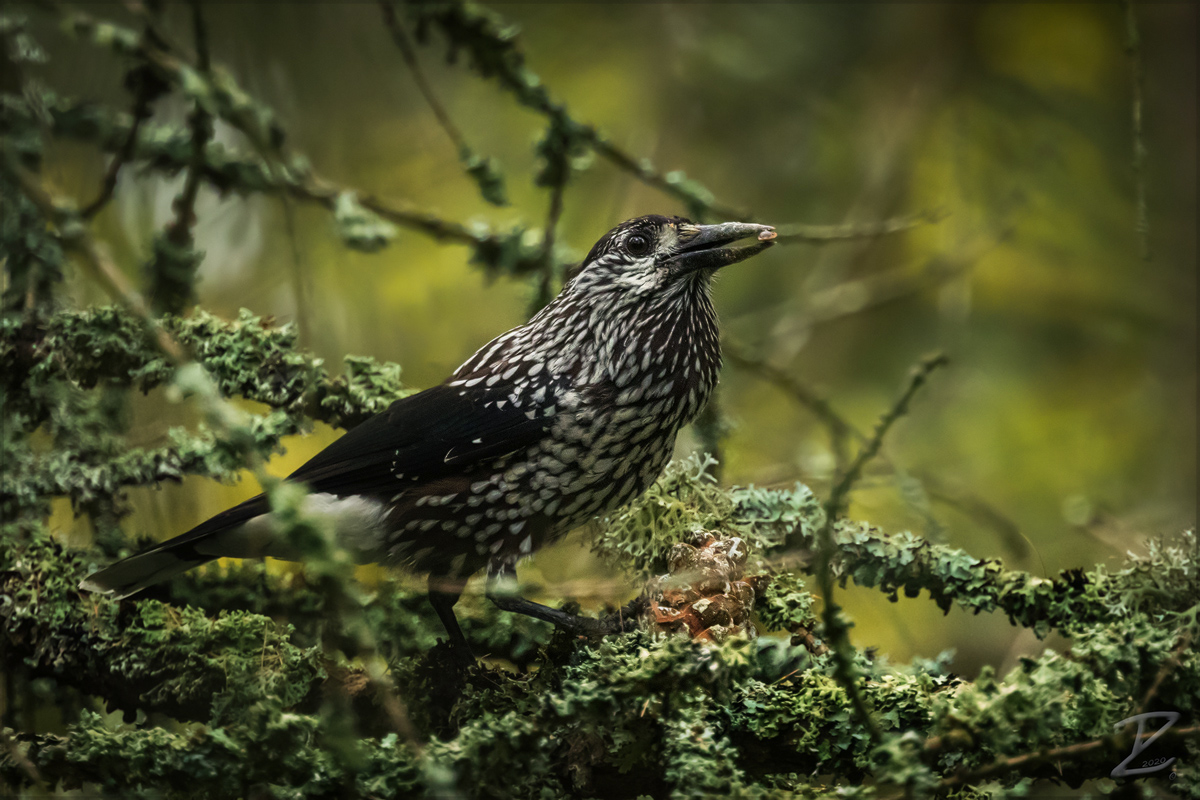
[81,215,776,653]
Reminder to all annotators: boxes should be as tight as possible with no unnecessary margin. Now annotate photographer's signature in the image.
[1111,712,1180,779]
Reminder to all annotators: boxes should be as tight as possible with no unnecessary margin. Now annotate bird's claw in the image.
[582,595,649,636]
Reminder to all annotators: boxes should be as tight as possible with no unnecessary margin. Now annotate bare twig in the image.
[726,340,1031,562]
[693,392,726,480]
[803,353,949,745]
[824,353,949,521]
[724,340,860,470]
[586,138,748,221]
[1122,0,1151,261]
[280,197,313,345]
[789,624,830,657]
[380,1,468,155]
[917,473,1032,562]
[804,236,1001,327]
[362,654,424,755]
[80,68,160,218]
[773,212,943,245]
[933,724,1199,791]
[530,177,567,316]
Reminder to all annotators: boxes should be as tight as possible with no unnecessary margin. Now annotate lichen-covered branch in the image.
[0,522,327,725]
[1,307,407,428]
[811,354,948,744]
[599,458,1200,639]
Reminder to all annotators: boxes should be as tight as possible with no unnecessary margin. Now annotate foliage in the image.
[1,2,1196,799]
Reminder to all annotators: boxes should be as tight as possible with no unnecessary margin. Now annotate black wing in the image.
[79,380,555,597]
[284,381,554,498]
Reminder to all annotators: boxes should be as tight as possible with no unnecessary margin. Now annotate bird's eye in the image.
[626,234,651,256]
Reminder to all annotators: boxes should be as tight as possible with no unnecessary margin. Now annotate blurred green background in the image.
[28,2,1197,676]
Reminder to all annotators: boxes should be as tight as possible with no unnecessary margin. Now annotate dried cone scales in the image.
[645,531,769,642]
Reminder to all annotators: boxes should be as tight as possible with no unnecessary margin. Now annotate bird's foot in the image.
[591,594,649,635]
[488,592,647,637]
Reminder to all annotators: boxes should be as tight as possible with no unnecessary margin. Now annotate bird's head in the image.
[569,215,776,297]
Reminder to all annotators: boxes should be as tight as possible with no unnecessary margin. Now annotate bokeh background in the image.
[29,2,1197,676]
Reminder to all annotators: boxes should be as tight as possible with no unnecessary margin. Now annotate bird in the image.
[81,214,777,654]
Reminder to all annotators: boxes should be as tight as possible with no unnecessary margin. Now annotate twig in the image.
[380,1,467,155]
[724,340,860,470]
[824,353,948,521]
[934,724,1199,791]
[121,0,190,62]
[0,146,185,363]
[587,138,748,221]
[399,1,744,220]
[362,654,424,755]
[725,341,1032,563]
[80,67,160,218]
[917,473,1032,563]
[530,176,566,316]
[805,353,949,745]
[1136,630,1192,716]
[280,198,313,346]
[1122,0,1150,261]
[0,728,45,794]
[163,0,213,249]
[772,212,943,244]
[42,97,486,249]
[789,624,830,657]
[693,392,726,480]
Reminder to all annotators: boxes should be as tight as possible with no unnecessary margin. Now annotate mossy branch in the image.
[0,523,327,725]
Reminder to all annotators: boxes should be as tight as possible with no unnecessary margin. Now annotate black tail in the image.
[79,494,270,599]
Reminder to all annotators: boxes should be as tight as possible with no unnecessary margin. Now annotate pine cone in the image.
[645,531,770,642]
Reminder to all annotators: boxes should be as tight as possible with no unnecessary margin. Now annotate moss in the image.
[0,521,326,726]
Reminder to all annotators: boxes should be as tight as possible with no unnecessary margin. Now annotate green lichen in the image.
[334,191,399,253]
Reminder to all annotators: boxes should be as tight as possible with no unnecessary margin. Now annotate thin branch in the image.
[1122,0,1150,261]
[724,339,860,470]
[380,1,467,154]
[163,0,213,249]
[587,137,748,221]
[772,211,944,244]
[823,353,949,522]
[1136,630,1192,716]
[805,353,949,746]
[0,146,185,363]
[280,197,313,346]
[363,655,424,755]
[725,340,1031,562]
[917,473,1032,563]
[693,391,726,480]
[80,66,160,218]
[803,236,1001,327]
[0,728,45,794]
[531,177,566,315]
[789,624,830,658]
[46,94,490,249]
[933,724,1199,791]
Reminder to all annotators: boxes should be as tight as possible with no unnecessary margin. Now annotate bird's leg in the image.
[485,563,638,635]
[427,577,475,665]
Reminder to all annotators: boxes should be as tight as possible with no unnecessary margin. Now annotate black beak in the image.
[662,222,777,275]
